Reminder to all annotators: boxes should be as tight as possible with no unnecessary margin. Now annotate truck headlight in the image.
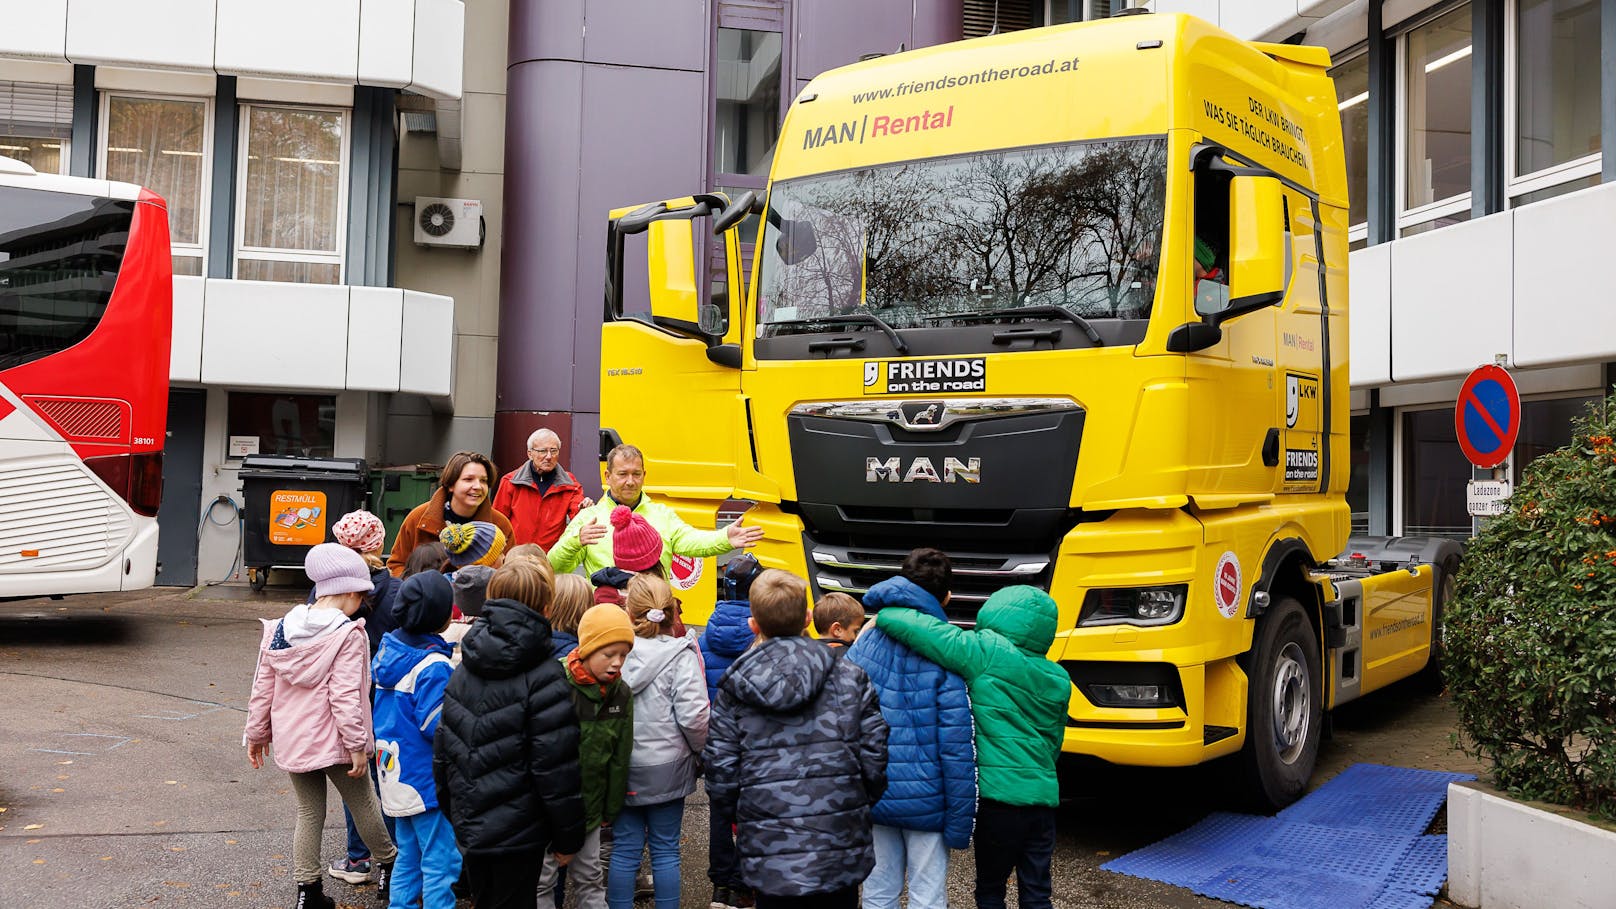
[1078,585,1187,627]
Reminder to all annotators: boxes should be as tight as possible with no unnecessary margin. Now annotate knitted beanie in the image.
[332,510,386,554]
[1193,236,1217,270]
[305,542,374,598]
[577,602,635,659]
[395,571,454,633]
[610,505,663,572]
[451,564,495,618]
[441,521,507,568]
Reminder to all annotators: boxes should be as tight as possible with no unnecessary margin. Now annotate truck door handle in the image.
[992,327,1061,345]
[1262,428,1281,467]
[807,336,866,354]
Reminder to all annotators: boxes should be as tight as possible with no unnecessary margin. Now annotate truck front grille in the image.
[806,540,1054,627]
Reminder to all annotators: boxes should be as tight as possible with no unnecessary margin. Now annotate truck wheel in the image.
[1240,597,1322,811]
[1418,555,1460,690]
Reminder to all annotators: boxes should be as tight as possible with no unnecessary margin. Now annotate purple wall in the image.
[497,0,965,488]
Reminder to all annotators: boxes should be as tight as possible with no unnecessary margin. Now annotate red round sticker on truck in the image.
[670,554,703,591]
[1214,551,1242,619]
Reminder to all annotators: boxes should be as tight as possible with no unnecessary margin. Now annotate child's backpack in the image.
[721,553,764,602]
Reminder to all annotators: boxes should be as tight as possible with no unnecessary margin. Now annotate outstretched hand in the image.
[578,516,606,546]
[727,523,764,549]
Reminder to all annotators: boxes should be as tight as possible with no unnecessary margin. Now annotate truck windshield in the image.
[756,136,1167,337]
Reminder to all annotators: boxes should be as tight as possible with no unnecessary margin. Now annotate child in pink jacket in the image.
[246,543,399,909]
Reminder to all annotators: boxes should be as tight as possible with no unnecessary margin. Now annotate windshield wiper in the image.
[943,304,1104,346]
[769,312,911,354]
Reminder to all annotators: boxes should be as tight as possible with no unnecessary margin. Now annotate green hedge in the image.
[1445,394,1616,820]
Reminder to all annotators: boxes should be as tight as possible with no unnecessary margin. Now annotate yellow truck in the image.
[597,11,1461,808]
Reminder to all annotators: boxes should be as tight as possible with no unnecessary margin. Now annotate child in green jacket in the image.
[536,603,636,909]
[875,584,1069,909]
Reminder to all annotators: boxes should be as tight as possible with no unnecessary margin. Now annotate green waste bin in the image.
[369,464,443,555]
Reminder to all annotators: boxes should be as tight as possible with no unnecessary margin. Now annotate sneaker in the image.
[327,857,372,884]
[710,885,732,909]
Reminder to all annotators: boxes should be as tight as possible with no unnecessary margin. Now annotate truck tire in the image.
[1240,597,1322,811]
[1418,554,1461,690]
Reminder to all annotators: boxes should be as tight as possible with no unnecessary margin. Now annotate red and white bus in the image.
[0,155,172,598]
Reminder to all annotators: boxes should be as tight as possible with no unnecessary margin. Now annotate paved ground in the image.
[0,585,1485,909]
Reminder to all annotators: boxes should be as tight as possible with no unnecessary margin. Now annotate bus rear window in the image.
[0,185,135,371]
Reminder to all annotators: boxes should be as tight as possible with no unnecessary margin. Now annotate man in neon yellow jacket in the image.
[549,443,763,578]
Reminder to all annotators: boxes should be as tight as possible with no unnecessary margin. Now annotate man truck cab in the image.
[596,13,1460,809]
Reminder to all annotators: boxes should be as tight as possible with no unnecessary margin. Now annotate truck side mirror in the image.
[1224,175,1289,316]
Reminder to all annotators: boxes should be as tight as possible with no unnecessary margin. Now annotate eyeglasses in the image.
[529,447,561,455]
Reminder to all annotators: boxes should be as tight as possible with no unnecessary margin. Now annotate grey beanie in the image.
[452,564,495,617]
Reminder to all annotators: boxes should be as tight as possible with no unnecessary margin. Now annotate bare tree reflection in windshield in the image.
[758,137,1167,335]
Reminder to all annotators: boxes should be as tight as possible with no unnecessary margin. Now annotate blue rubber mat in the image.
[1102,763,1474,909]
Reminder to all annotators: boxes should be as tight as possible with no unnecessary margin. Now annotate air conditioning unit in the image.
[413,196,484,249]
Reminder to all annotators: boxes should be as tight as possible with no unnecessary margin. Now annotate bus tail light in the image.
[87,452,164,517]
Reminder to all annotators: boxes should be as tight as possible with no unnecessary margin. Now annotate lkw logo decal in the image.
[866,456,981,484]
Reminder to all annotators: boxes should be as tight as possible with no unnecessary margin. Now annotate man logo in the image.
[863,362,881,387]
[902,402,941,425]
[866,456,981,484]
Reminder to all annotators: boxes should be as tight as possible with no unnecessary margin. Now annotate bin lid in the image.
[239,455,369,479]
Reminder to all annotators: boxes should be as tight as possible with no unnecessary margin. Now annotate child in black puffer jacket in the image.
[433,558,585,908]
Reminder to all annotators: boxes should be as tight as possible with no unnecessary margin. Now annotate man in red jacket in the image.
[493,429,593,550]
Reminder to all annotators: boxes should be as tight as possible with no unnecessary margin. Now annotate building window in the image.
[235,105,347,285]
[0,81,71,175]
[1509,0,1601,205]
[1401,406,1472,540]
[1400,4,1472,235]
[1348,413,1371,534]
[226,392,336,458]
[101,95,210,277]
[713,29,782,182]
[1513,394,1601,484]
[1332,53,1369,242]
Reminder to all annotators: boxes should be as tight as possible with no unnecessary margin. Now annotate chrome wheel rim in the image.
[1272,641,1310,764]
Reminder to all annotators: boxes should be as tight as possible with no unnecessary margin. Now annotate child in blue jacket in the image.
[373,572,461,909]
[697,554,762,909]
[847,548,975,909]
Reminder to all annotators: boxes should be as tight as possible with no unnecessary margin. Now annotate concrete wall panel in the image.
[359,0,416,89]
[795,0,916,79]
[408,0,465,99]
[216,0,361,82]
[1347,244,1390,387]
[1390,213,1512,382]
[1513,182,1616,368]
[400,290,455,397]
[498,60,584,413]
[582,0,704,72]
[508,0,585,66]
[66,0,216,72]
[0,0,68,62]
[346,286,404,391]
[199,280,351,389]
[170,276,205,383]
